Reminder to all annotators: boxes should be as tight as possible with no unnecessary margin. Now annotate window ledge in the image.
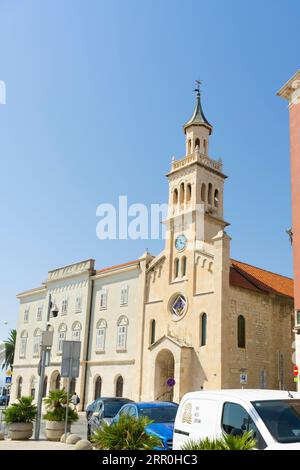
[99,307,107,311]
[116,349,127,353]
[57,352,62,356]
[171,278,188,285]
[95,349,105,354]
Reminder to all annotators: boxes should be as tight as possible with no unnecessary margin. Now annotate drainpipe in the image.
[82,276,95,410]
[137,257,149,400]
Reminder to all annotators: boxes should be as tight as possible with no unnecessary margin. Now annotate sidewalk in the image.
[0,439,76,450]
[0,411,88,450]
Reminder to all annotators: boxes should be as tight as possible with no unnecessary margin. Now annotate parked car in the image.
[87,397,133,438]
[85,398,100,421]
[0,395,9,406]
[111,402,178,450]
[173,389,300,450]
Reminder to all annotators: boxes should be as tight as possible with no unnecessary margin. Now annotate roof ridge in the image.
[96,258,140,273]
[230,258,293,281]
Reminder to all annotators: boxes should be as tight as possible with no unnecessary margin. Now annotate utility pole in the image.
[34,294,58,440]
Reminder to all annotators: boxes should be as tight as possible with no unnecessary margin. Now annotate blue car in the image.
[111,402,178,450]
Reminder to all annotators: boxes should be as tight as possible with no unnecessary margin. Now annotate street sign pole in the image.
[61,340,80,442]
[64,344,74,442]
[34,294,57,440]
[34,345,46,440]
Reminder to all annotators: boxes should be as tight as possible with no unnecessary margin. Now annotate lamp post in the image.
[34,294,58,440]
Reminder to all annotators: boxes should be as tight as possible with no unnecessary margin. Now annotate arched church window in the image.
[117,316,129,350]
[180,183,185,206]
[115,376,124,397]
[17,376,23,398]
[181,256,187,277]
[214,189,219,208]
[201,313,207,346]
[186,184,191,204]
[150,319,156,345]
[173,188,178,206]
[71,321,82,341]
[208,183,213,205]
[94,376,102,399]
[201,183,206,202]
[237,315,246,348]
[188,139,192,155]
[203,139,207,154]
[195,138,200,150]
[174,258,179,278]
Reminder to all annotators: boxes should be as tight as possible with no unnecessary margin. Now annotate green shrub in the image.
[43,389,78,424]
[4,396,37,424]
[181,431,256,450]
[91,414,162,450]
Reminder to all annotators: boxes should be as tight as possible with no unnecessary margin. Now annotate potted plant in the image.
[4,396,37,440]
[43,389,79,441]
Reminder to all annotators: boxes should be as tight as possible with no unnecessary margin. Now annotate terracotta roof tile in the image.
[96,259,140,275]
[230,259,294,299]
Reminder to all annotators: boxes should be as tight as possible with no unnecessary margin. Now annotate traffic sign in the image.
[240,373,248,385]
[5,376,12,384]
[6,370,12,377]
[61,341,81,378]
[167,378,175,388]
[294,377,299,383]
[294,365,299,376]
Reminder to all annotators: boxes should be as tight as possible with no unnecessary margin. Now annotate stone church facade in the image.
[11,90,295,409]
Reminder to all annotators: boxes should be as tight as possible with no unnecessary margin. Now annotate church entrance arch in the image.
[154,349,175,402]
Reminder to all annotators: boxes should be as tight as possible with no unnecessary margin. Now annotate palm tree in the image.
[0,329,16,371]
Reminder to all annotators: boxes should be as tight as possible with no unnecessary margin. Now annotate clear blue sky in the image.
[0,0,298,359]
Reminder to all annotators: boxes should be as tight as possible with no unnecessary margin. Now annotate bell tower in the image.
[166,83,228,241]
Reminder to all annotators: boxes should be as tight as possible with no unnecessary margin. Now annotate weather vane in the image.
[194,79,202,94]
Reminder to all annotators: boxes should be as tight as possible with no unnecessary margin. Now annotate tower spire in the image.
[183,81,213,135]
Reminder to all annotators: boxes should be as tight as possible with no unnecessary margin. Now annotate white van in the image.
[173,389,300,450]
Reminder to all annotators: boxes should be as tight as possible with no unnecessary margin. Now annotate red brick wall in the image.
[290,100,300,310]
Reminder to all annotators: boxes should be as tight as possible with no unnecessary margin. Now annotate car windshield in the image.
[252,399,300,444]
[139,406,178,423]
[104,402,129,418]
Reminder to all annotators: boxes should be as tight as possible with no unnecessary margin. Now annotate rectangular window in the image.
[100,288,107,310]
[96,328,106,351]
[58,332,66,354]
[24,309,29,323]
[297,310,300,326]
[120,285,128,306]
[72,330,81,341]
[117,326,127,350]
[20,338,27,358]
[33,336,40,357]
[37,307,43,322]
[61,299,68,315]
[75,296,82,313]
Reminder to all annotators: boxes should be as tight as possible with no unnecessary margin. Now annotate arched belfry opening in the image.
[154,349,175,402]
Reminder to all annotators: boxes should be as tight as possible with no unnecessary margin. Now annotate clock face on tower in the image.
[175,234,187,251]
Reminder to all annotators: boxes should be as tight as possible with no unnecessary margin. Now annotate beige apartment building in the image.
[11,90,295,409]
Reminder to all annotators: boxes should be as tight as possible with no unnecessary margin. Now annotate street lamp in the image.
[34,294,59,440]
